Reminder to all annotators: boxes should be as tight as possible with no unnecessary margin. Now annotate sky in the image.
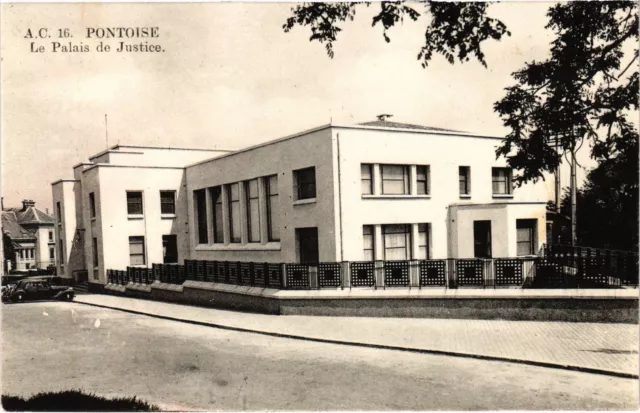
[1,2,602,211]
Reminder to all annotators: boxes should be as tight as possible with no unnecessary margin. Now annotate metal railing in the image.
[106,252,636,290]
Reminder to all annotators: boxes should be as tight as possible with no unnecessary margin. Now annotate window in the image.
[160,191,176,215]
[266,175,280,241]
[56,202,62,222]
[59,240,64,264]
[49,247,54,260]
[381,165,410,195]
[129,236,145,265]
[92,237,98,267]
[459,166,470,195]
[228,183,241,243]
[211,187,224,244]
[48,231,53,242]
[246,179,260,243]
[417,223,430,259]
[361,164,373,195]
[517,219,537,256]
[363,225,374,261]
[416,166,430,195]
[89,192,96,218]
[294,167,316,200]
[382,224,411,260]
[492,168,512,195]
[162,235,178,264]
[127,191,143,215]
[194,189,208,244]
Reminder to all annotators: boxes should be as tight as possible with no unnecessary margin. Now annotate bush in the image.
[2,390,159,411]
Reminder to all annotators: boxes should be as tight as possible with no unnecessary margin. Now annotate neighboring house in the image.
[1,199,56,272]
[52,119,548,287]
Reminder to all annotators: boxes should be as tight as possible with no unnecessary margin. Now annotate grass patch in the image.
[2,390,160,411]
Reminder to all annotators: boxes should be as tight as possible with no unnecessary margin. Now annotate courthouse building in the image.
[52,119,548,285]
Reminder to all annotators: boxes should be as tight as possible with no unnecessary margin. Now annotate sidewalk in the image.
[74,294,639,378]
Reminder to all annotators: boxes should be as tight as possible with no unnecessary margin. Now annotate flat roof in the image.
[186,122,504,169]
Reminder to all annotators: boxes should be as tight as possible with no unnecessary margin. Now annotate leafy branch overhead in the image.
[283,2,510,67]
[494,1,638,185]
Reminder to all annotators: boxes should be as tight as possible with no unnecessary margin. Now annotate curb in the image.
[75,300,639,380]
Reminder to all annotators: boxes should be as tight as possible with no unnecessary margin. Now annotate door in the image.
[296,227,319,264]
[473,220,492,258]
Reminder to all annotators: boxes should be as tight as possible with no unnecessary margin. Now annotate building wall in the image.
[52,180,79,277]
[34,226,54,269]
[333,127,548,261]
[186,127,337,263]
[92,165,188,282]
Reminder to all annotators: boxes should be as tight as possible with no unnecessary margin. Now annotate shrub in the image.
[2,390,159,411]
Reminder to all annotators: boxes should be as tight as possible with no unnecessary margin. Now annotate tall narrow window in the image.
[49,247,55,260]
[58,240,64,264]
[417,224,430,259]
[48,231,53,242]
[127,191,143,215]
[416,165,430,195]
[382,224,411,260]
[211,186,224,244]
[56,202,62,222]
[160,190,176,215]
[492,168,512,195]
[516,219,537,256]
[194,189,208,244]
[363,225,374,261]
[246,179,260,243]
[92,237,98,267]
[128,236,145,265]
[229,183,241,243]
[459,166,471,195]
[266,175,280,242]
[381,165,410,195]
[361,164,373,195]
[162,234,178,264]
[89,192,96,218]
[294,167,316,200]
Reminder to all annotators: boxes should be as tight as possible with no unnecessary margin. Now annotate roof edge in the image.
[51,179,79,186]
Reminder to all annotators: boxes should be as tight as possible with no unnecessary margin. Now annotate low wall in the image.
[279,297,638,323]
[99,282,639,323]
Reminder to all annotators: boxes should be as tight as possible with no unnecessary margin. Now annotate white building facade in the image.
[52,122,548,285]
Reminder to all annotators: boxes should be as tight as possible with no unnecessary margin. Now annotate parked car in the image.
[2,276,74,303]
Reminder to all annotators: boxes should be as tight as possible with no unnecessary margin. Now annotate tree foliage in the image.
[560,139,639,251]
[495,1,638,185]
[283,2,510,67]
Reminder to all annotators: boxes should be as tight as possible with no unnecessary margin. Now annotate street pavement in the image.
[75,294,639,377]
[2,301,638,410]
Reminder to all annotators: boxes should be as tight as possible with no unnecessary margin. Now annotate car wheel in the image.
[65,292,74,301]
[15,293,25,303]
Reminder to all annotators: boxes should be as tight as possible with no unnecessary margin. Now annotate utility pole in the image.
[570,141,577,246]
[555,137,561,213]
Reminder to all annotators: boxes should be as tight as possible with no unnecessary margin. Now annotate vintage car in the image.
[2,276,74,303]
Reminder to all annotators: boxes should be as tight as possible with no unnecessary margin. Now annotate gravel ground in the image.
[2,301,638,411]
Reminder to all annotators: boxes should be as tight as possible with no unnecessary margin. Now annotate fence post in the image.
[374,260,384,290]
[309,265,318,289]
[409,260,419,288]
[341,261,350,290]
[281,263,287,289]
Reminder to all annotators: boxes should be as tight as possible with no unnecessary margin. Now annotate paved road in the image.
[2,301,638,411]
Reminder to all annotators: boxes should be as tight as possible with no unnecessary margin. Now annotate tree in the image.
[560,138,639,251]
[283,2,510,67]
[494,1,638,186]
[284,2,639,184]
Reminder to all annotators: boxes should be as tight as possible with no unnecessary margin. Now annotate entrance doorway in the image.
[473,220,492,258]
[296,227,319,264]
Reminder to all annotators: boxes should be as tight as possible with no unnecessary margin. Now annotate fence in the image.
[106,251,637,290]
[542,243,639,287]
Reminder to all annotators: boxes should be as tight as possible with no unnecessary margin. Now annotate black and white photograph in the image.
[1,1,639,410]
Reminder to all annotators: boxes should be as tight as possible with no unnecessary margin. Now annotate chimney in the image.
[377,114,393,121]
[22,199,35,210]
